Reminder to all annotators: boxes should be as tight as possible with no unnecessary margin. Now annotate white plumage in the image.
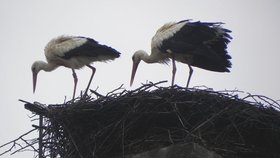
[45,36,88,60]
[152,22,186,49]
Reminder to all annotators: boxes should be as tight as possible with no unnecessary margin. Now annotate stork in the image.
[130,20,232,88]
[31,35,120,99]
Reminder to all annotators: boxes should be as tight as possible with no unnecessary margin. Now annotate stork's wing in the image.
[160,21,232,72]
[61,37,120,59]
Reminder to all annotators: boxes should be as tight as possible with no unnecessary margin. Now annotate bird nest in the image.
[3,81,280,158]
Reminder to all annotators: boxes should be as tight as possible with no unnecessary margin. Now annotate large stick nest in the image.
[23,82,280,158]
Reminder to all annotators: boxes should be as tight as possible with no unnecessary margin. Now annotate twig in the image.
[129,80,168,94]
[191,106,229,133]
[62,122,84,158]
[38,115,43,158]
[0,128,37,156]
[90,89,104,98]
[247,94,280,110]
[18,99,32,104]
[11,138,38,155]
[106,84,124,97]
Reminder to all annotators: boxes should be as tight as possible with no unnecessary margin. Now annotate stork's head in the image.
[31,61,44,93]
[130,50,147,86]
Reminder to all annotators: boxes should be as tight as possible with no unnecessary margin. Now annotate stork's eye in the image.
[32,67,36,72]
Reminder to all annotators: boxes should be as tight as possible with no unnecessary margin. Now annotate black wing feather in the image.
[62,37,120,59]
[160,21,232,72]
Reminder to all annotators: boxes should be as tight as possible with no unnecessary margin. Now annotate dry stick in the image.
[90,81,166,99]
[106,84,124,97]
[96,120,123,153]
[11,138,38,155]
[131,80,168,94]
[249,95,280,110]
[172,103,204,142]
[89,89,104,98]
[172,103,188,129]
[191,106,229,133]
[0,128,37,156]
[230,119,245,144]
[122,121,125,158]
[167,130,174,144]
[38,115,43,158]
[243,93,265,107]
[62,122,84,158]
[18,99,32,104]
[243,93,275,107]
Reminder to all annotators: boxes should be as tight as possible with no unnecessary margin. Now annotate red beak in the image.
[33,71,37,93]
[130,61,140,86]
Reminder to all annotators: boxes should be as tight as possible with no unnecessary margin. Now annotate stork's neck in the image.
[138,50,159,63]
[37,61,58,72]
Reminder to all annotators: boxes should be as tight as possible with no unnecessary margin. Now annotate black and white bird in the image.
[31,35,121,99]
[130,20,232,87]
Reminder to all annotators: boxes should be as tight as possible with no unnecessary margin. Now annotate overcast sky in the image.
[0,0,279,157]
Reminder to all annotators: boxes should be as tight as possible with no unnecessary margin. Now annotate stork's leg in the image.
[186,65,193,88]
[84,65,96,96]
[171,56,176,86]
[72,69,78,100]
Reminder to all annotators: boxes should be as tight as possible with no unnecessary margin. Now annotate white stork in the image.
[31,35,121,99]
[130,20,232,88]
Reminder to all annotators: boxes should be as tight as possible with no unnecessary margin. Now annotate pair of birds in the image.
[32,20,232,100]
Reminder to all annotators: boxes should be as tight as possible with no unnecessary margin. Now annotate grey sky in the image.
[0,0,279,157]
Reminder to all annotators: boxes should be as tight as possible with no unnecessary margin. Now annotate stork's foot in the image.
[69,91,91,103]
[83,92,90,99]
[80,91,91,101]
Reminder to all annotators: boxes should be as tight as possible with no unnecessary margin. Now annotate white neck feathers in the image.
[34,61,58,72]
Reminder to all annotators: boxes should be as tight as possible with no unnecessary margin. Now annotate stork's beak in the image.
[130,61,140,86]
[32,71,38,93]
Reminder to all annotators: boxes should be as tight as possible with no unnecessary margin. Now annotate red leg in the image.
[84,65,96,96]
[186,65,193,88]
[72,69,78,100]
[171,56,176,86]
